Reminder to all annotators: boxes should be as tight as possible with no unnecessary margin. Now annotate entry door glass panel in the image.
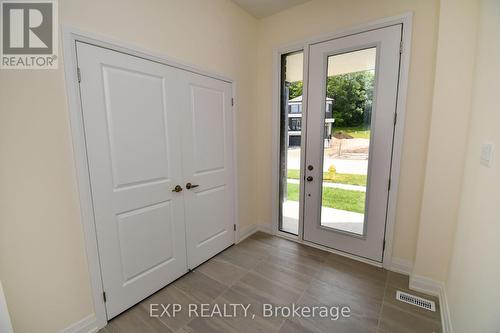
[279,51,304,235]
[320,48,376,235]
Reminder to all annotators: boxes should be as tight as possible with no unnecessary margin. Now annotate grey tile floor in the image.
[99,232,441,333]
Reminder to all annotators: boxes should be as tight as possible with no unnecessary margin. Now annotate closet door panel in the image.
[76,42,188,319]
[179,72,235,268]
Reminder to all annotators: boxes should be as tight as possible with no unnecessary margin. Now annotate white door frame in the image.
[61,26,239,329]
[271,13,413,268]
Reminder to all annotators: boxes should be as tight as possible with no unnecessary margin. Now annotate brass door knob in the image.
[186,182,199,189]
[172,185,183,192]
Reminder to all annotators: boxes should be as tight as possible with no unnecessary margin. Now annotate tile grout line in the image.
[275,268,314,333]
[376,269,390,331]
[217,251,288,333]
[176,253,270,332]
[196,258,252,287]
[241,236,321,332]
[172,269,235,331]
[171,283,203,332]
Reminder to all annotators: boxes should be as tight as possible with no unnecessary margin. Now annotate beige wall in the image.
[0,1,258,332]
[256,0,440,263]
[412,0,479,282]
[445,0,500,331]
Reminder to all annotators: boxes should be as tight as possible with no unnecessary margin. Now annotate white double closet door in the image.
[76,42,235,318]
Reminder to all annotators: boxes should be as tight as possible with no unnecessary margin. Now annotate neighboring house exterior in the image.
[287,95,334,147]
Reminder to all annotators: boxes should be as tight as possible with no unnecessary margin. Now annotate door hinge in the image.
[102,291,107,303]
[383,240,386,251]
[231,98,234,106]
[77,67,81,83]
[399,40,403,54]
[233,224,236,231]
[388,178,392,191]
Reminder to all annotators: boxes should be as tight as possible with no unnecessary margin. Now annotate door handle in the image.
[172,185,183,192]
[186,182,199,189]
[306,176,313,182]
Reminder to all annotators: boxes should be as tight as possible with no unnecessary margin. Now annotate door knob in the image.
[306,176,313,182]
[172,185,183,192]
[186,182,199,189]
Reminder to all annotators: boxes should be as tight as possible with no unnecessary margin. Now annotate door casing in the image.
[271,13,413,269]
[62,26,240,330]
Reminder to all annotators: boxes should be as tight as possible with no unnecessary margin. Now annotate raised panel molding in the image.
[190,85,226,174]
[103,66,170,189]
[117,201,174,282]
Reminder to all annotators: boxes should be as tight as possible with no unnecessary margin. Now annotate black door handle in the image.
[186,182,199,189]
[172,185,183,192]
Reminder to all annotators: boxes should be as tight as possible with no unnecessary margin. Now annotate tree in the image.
[288,81,302,100]
[326,71,374,127]
[287,70,374,128]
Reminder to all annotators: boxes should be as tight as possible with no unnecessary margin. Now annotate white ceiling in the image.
[232,0,311,18]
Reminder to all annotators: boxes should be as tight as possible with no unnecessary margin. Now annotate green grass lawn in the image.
[286,183,365,213]
[287,169,367,186]
[333,125,371,139]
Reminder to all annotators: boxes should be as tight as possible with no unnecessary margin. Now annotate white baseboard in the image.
[409,275,452,333]
[387,257,413,275]
[237,224,258,242]
[439,285,453,333]
[59,314,98,333]
[0,281,14,333]
[257,223,274,234]
[237,223,275,243]
[409,274,442,297]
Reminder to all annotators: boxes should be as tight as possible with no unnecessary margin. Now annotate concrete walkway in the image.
[286,148,368,174]
[287,178,366,192]
[282,200,364,235]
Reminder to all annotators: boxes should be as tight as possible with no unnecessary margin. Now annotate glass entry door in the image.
[302,25,402,261]
[278,51,304,236]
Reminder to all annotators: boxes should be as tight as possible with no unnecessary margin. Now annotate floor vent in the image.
[396,290,436,312]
